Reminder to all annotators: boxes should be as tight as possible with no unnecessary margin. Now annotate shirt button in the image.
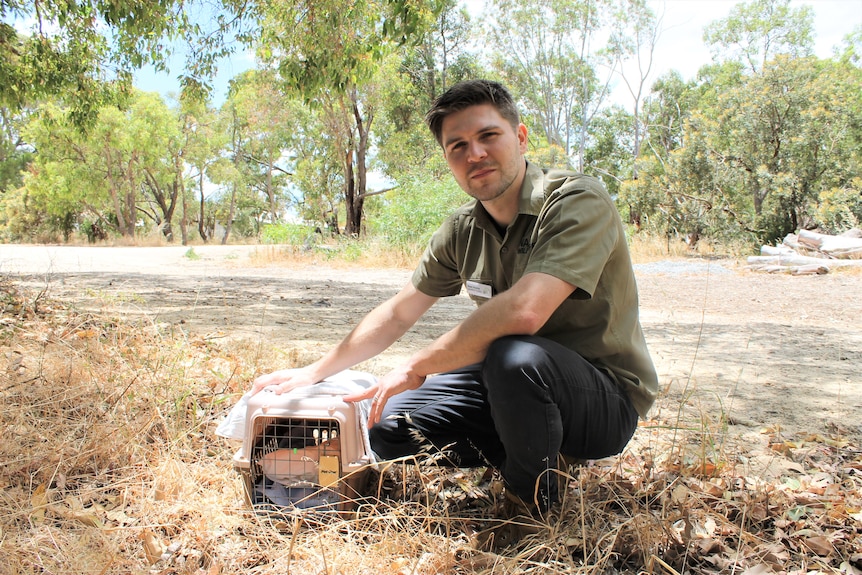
[501,246,509,254]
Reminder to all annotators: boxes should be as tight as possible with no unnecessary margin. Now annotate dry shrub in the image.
[1,277,860,574]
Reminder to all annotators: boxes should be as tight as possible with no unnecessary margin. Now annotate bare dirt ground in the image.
[3,243,860,445]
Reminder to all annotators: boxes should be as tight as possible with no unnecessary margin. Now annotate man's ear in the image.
[518,123,528,152]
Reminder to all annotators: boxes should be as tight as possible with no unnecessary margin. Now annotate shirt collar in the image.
[519,161,545,217]
[470,160,545,223]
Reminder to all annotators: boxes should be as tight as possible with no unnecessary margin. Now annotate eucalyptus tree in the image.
[227,70,301,225]
[179,98,226,244]
[210,97,250,244]
[714,55,862,239]
[376,2,481,185]
[702,0,814,74]
[0,105,32,195]
[697,0,855,241]
[131,92,187,241]
[606,0,659,177]
[15,101,139,239]
[4,103,90,240]
[1,0,252,125]
[401,0,475,103]
[7,91,195,241]
[487,0,615,171]
[584,105,634,199]
[836,26,862,65]
[252,0,443,236]
[289,102,345,231]
[640,71,696,163]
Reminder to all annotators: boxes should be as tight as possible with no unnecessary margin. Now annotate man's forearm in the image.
[309,306,412,378]
[405,272,575,378]
[305,283,436,381]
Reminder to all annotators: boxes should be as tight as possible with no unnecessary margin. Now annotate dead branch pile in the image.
[747,229,862,275]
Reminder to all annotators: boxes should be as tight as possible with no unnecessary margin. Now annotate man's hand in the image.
[250,367,320,395]
[343,364,426,427]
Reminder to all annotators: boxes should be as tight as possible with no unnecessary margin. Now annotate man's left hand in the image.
[343,365,426,427]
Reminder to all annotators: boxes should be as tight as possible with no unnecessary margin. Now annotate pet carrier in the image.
[231,380,374,513]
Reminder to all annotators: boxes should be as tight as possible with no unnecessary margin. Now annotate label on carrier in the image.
[318,455,340,487]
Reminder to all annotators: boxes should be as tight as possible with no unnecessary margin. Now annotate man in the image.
[252,79,657,515]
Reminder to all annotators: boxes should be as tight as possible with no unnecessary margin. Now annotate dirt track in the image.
[3,243,860,443]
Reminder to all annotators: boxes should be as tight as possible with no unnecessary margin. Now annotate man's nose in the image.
[466,141,487,162]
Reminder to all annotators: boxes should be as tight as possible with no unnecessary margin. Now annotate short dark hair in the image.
[425,80,520,146]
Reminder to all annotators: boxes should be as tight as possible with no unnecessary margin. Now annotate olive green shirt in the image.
[412,162,658,418]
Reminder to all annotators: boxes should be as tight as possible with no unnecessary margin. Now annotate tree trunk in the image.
[344,94,373,236]
[178,155,188,245]
[222,183,237,245]
[198,171,209,242]
[266,155,278,220]
[343,147,357,236]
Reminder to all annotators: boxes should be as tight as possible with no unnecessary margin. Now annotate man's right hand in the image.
[250,367,320,395]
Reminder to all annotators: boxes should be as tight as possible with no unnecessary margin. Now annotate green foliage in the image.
[0,146,32,194]
[814,182,862,234]
[626,0,861,249]
[703,0,814,73]
[488,0,601,169]
[222,70,300,224]
[365,176,466,250]
[260,222,321,247]
[1,1,255,123]
[1,0,859,258]
[1,91,198,242]
[584,105,636,197]
[641,70,698,160]
[256,0,443,100]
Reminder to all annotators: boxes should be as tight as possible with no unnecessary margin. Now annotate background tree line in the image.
[1,0,860,251]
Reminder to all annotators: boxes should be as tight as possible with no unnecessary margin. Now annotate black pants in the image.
[369,335,639,511]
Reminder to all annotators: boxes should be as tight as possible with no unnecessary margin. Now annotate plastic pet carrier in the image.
[231,382,374,513]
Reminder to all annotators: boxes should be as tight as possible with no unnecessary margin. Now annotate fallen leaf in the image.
[63,508,103,528]
[803,535,833,556]
[696,537,722,554]
[740,565,774,575]
[769,441,796,456]
[139,530,164,565]
[391,557,411,573]
[30,483,48,523]
[106,509,137,526]
[671,483,689,504]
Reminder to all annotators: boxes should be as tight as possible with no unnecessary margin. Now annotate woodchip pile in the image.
[747,228,862,275]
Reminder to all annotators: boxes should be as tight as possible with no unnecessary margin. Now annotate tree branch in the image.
[356,185,398,201]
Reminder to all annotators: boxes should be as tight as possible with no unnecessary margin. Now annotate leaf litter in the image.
[1,277,860,574]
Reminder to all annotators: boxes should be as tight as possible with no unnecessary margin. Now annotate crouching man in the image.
[251,79,657,518]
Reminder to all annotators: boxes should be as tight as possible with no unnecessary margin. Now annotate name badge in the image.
[465,280,493,299]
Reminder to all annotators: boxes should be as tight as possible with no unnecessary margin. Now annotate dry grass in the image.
[247,238,426,271]
[1,277,860,575]
[626,234,755,263]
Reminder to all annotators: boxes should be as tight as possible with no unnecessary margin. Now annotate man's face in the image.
[440,103,528,203]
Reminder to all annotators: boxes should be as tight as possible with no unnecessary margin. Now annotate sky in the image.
[133,0,862,107]
[646,0,861,79]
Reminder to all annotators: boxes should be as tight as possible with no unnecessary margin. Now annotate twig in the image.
[648,554,682,575]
